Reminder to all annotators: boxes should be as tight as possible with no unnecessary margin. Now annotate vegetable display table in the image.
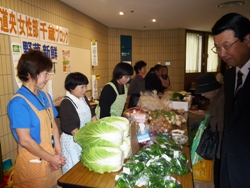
[58,113,193,188]
[57,146,193,188]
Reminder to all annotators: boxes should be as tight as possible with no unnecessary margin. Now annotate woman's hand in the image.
[91,116,97,121]
[48,153,66,171]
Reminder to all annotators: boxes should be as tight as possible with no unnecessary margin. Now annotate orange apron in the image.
[12,94,62,188]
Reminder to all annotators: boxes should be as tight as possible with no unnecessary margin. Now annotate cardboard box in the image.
[170,101,190,111]
[130,121,140,155]
[170,95,192,111]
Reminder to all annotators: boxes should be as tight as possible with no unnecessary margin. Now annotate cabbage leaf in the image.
[120,136,132,159]
[100,116,130,137]
[80,146,124,174]
[74,120,123,148]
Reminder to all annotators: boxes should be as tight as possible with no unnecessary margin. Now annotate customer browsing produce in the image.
[190,73,224,188]
[212,13,250,188]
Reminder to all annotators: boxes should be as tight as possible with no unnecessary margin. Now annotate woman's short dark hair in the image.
[212,13,250,42]
[65,72,89,91]
[17,49,53,82]
[113,62,133,79]
[148,64,163,73]
[134,60,147,74]
[153,64,163,71]
[162,65,168,71]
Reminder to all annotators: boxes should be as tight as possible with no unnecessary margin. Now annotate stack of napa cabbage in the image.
[74,116,131,174]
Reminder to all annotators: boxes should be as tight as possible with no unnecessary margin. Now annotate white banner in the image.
[91,75,98,99]
[91,40,98,66]
[0,6,69,45]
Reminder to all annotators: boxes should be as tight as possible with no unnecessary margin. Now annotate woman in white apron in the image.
[60,72,97,174]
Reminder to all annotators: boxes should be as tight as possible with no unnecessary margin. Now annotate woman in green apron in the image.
[8,50,66,188]
[95,62,133,119]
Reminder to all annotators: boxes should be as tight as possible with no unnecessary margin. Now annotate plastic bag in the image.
[137,90,164,111]
[191,114,210,165]
[196,119,218,160]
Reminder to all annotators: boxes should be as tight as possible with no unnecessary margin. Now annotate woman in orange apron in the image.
[8,50,66,187]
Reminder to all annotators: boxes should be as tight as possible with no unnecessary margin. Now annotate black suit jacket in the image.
[221,67,250,187]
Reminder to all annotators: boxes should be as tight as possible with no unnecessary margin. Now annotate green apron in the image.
[96,82,127,119]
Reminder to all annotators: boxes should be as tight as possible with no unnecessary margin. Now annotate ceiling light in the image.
[152,19,156,22]
[216,1,247,8]
[119,12,124,15]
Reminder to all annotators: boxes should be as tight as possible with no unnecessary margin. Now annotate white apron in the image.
[60,96,91,174]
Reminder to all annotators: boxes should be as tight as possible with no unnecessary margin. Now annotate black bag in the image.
[196,119,219,160]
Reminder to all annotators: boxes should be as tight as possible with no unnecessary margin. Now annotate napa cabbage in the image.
[120,136,132,159]
[74,120,123,148]
[80,146,124,174]
[100,116,130,137]
[74,116,132,173]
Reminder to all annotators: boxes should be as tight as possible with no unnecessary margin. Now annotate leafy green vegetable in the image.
[145,174,182,188]
[119,136,132,159]
[99,117,131,158]
[152,110,159,119]
[74,121,123,148]
[161,110,176,118]
[80,146,124,174]
[124,161,145,175]
[155,136,182,151]
[74,117,132,174]
[170,158,190,176]
[100,116,130,137]
[115,172,136,188]
[115,179,127,188]
[171,93,184,101]
[178,153,188,164]
[115,134,189,187]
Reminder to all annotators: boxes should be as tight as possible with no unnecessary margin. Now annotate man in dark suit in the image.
[211,13,250,187]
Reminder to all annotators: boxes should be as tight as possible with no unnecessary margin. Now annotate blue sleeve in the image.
[8,96,41,144]
[8,97,32,129]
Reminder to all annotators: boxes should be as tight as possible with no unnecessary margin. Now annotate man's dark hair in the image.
[134,60,147,74]
[212,13,250,42]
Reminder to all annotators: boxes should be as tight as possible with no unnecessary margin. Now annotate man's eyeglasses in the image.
[211,39,239,54]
